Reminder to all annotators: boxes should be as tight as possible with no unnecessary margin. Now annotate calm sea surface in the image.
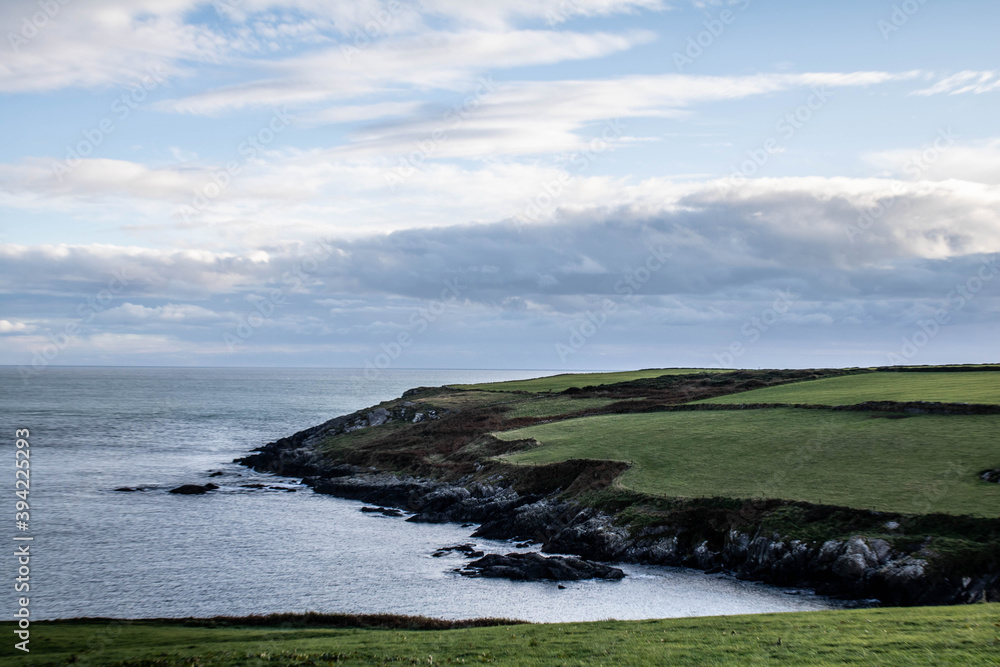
[1,366,843,622]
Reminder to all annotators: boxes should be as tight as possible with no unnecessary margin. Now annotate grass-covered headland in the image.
[234,364,1000,610]
[5,605,1000,665]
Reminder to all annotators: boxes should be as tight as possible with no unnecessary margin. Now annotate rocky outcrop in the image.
[360,506,404,517]
[169,483,219,494]
[236,401,438,478]
[269,465,999,605]
[614,528,998,606]
[458,552,625,581]
[432,544,484,558]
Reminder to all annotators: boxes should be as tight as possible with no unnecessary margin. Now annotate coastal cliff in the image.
[237,382,1000,607]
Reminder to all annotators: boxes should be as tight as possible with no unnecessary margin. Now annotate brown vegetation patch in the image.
[45,612,526,630]
[500,458,632,496]
[565,368,868,408]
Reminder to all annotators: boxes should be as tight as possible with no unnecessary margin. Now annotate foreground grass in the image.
[497,409,1000,517]
[450,368,719,393]
[699,371,1000,406]
[7,605,1000,666]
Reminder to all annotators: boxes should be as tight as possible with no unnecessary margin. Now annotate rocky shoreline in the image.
[237,402,1000,607]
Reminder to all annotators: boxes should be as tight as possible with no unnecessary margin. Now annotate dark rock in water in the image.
[980,468,1000,483]
[558,585,566,589]
[458,552,625,582]
[516,542,532,548]
[208,471,225,477]
[169,483,217,495]
[269,486,297,492]
[360,506,403,516]
[115,487,137,492]
[432,543,485,558]
[241,483,267,489]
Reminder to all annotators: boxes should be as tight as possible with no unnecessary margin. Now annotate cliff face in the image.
[237,405,1000,607]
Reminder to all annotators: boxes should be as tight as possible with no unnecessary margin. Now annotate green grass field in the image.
[496,409,1000,517]
[7,605,1000,666]
[451,369,718,393]
[699,371,1000,406]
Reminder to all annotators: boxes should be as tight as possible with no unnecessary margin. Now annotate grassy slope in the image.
[699,371,1000,405]
[497,409,1000,517]
[450,368,719,393]
[7,605,1000,666]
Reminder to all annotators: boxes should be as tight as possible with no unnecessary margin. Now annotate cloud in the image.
[101,302,230,325]
[3,175,998,304]
[0,70,923,231]
[912,71,1000,96]
[0,0,219,92]
[223,0,665,31]
[420,0,666,28]
[156,28,653,115]
[4,177,998,370]
[299,100,426,126]
[0,243,273,298]
[0,319,33,334]
[0,158,198,203]
[333,70,919,160]
[0,0,662,94]
[84,332,194,355]
[865,138,1000,185]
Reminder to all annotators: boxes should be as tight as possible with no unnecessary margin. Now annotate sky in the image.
[1,0,998,375]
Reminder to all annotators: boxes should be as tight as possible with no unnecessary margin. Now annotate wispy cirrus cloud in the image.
[0,0,223,92]
[331,70,922,160]
[155,28,655,115]
[911,71,1000,96]
[0,0,663,94]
